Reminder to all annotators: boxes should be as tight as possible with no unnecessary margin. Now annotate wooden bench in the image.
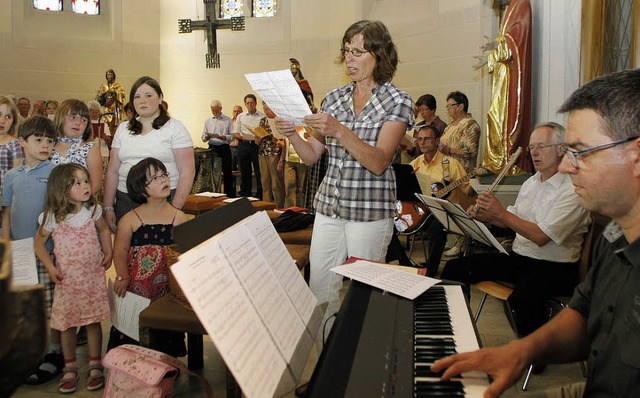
[183,194,277,215]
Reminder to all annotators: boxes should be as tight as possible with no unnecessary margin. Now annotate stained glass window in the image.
[72,0,100,15]
[33,0,62,11]
[220,0,244,19]
[253,0,277,18]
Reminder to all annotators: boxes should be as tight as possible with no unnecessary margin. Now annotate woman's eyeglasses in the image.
[340,47,369,57]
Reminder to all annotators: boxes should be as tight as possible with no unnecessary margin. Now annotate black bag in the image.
[271,210,314,232]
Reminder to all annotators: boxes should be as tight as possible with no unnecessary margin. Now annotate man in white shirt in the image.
[440,122,591,338]
[202,99,235,197]
[233,94,265,198]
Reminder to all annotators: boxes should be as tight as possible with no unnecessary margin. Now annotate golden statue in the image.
[478,0,533,175]
[96,69,127,130]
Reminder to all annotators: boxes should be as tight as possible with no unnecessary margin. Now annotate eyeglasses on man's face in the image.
[340,47,369,57]
[415,136,436,142]
[446,103,460,109]
[146,172,170,186]
[562,135,638,168]
[526,143,558,153]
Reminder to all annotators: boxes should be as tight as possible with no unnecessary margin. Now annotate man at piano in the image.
[441,122,590,338]
[434,69,640,397]
[387,123,475,276]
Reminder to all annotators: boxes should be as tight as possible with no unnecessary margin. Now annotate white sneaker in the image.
[444,246,461,257]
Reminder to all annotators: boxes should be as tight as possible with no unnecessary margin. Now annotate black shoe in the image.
[23,352,64,385]
[76,325,88,346]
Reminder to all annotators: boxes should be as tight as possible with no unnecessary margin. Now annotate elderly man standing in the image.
[17,97,30,119]
[202,99,235,197]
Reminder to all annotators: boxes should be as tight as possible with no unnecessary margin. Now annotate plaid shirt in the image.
[314,82,414,222]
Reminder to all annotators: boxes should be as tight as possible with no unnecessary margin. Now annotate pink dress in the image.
[47,206,110,331]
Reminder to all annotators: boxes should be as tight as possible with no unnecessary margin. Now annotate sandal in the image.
[86,363,105,391]
[58,366,79,394]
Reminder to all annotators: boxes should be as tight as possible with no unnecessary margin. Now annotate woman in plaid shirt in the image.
[276,20,414,310]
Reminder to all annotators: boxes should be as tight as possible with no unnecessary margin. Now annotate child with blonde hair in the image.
[34,163,112,393]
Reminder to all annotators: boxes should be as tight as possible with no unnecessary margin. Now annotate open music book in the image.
[242,123,272,139]
[171,210,322,398]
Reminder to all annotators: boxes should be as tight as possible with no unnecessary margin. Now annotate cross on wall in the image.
[178,0,246,68]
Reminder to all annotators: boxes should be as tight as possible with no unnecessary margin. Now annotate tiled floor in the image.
[12,236,586,397]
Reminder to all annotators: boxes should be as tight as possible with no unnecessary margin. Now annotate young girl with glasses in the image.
[107,157,189,355]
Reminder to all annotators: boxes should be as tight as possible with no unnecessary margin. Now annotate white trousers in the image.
[309,212,394,307]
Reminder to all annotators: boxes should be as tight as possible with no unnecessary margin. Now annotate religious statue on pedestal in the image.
[96,68,127,130]
[477,0,533,176]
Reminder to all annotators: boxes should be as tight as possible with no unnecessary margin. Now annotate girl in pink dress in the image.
[34,163,113,394]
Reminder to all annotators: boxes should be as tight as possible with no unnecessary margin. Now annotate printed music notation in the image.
[171,211,320,398]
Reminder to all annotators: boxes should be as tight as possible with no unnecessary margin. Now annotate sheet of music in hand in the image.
[245,69,312,126]
[171,211,322,398]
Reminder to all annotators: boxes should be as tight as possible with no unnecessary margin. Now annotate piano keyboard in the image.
[306,282,489,397]
[412,287,489,397]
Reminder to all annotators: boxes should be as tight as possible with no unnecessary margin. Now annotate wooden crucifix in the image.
[178,0,245,68]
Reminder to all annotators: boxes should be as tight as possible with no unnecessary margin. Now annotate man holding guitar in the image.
[440,122,591,340]
[387,124,476,276]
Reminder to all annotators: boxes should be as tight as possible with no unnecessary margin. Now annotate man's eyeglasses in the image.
[415,137,436,142]
[340,47,369,57]
[65,114,89,124]
[146,172,170,186]
[446,103,460,109]
[562,136,638,168]
[526,143,558,152]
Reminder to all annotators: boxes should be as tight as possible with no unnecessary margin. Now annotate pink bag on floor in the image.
[103,344,213,398]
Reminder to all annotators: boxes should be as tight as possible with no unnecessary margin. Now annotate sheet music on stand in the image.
[415,193,507,255]
[170,200,323,398]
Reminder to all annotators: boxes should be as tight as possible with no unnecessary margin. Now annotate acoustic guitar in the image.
[394,167,483,233]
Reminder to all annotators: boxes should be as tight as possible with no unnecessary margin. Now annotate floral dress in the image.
[43,206,109,331]
[126,209,177,302]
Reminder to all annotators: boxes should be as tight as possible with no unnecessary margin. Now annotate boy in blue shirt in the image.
[2,116,59,384]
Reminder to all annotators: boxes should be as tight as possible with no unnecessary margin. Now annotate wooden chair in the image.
[473,213,607,390]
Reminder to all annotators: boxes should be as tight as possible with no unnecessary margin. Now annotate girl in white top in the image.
[103,76,195,231]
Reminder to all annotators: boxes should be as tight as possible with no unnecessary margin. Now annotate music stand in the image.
[415,193,507,255]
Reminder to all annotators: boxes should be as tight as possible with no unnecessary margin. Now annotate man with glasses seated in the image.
[385,124,474,276]
[440,122,591,341]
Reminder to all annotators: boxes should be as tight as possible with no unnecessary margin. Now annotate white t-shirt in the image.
[112,118,193,192]
[39,205,103,232]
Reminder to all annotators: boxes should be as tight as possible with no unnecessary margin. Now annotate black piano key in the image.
[415,365,444,378]
[415,380,466,397]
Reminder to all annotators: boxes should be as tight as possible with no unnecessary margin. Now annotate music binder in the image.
[172,198,323,397]
[415,193,507,255]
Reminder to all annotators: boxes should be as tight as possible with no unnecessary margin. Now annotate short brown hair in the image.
[338,20,398,84]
